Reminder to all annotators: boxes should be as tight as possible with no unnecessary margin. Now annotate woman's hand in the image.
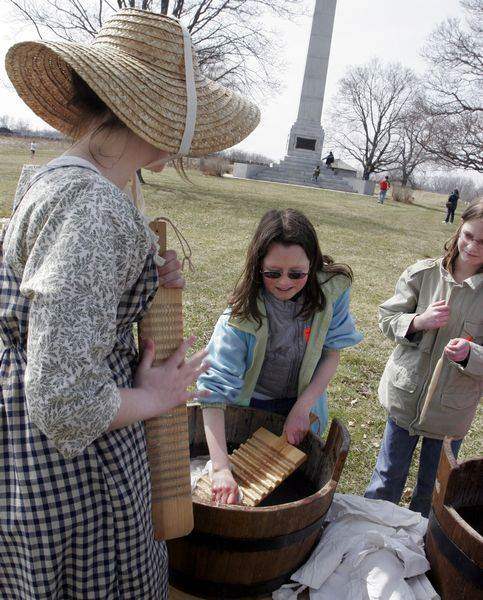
[134,336,209,413]
[284,400,312,446]
[444,338,471,363]
[158,249,185,288]
[413,300,450,331]
[211,467,241,505]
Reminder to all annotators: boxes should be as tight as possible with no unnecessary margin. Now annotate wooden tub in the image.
[168,406,350,599]
[425,439,483,599]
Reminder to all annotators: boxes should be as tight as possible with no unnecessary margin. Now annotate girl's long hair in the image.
[230,209,353,326]
[442,199,483,274]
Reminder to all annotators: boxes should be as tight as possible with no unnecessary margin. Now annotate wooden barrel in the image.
[425,439,483,600]
[168,406,350,599]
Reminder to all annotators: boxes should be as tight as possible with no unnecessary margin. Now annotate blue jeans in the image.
[379,189,387,203]
[365,418,462,517]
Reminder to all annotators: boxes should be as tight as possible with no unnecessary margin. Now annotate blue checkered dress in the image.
[0,164,168,599]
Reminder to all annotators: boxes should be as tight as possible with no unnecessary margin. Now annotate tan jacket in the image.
[378,258,483,439]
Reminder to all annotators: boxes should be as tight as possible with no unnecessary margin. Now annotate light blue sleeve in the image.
[323,288,363,350]
[196,312,249,408]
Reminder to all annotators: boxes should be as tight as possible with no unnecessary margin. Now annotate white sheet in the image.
[273,494,440,600]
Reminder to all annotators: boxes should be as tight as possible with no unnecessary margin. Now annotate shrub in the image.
[199,157,231,177]
[392,185,414,204]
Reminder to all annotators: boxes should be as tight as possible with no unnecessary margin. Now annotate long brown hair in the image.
[230,209,353,326]
[442,199,483,274]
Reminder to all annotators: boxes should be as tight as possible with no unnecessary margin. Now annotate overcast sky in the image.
[0,0,464,161]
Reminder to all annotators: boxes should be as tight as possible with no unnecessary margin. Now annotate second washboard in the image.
[195,427,307,506]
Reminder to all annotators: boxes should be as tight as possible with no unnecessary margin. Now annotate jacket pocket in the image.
[386,358,418,393]
[463,320,483,345]
[441,362,481,409]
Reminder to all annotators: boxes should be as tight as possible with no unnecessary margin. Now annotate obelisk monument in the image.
[285,0,337,163]
[233,0,353,191]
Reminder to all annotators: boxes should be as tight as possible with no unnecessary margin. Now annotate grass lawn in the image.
[1,136,481,498]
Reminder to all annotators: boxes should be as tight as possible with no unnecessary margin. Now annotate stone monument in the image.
[234,0,356,193]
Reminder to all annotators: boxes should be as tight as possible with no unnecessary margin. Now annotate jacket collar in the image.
[440,260,483,290]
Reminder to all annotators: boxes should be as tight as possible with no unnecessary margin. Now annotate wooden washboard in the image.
[195,427,307,506]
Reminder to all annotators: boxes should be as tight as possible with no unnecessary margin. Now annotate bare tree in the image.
[328,59,418,180]
[6,0,306,97]
[418,0,482,171]
[391,105,431,187]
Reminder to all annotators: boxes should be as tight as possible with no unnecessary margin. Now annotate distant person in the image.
[30,141,37,157]
[312,165,321,182]
[444,189,459,224]
[378,176,390,204]
[323,151,335,171]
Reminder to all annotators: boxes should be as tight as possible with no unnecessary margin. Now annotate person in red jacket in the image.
[378,176,390,204]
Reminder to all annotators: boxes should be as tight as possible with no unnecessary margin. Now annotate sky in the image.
[0,0,464,162]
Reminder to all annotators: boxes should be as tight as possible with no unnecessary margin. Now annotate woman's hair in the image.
[442,199,483,274]
[67,71,128,165]
[66,71,188,177]
[230,208,353,326]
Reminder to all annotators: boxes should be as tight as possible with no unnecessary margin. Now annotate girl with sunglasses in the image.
[197,208,362,504]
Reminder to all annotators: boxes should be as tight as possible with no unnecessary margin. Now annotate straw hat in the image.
[5,8,260,156]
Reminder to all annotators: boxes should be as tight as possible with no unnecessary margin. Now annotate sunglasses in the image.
[261,270,309,280]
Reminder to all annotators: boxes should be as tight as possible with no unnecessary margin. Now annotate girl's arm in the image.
[202,408,240,504]
[379,264,425,345]
[285,349,340,445]
[197,312,249,504]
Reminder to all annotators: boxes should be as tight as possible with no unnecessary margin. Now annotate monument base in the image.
[233,160,356,193]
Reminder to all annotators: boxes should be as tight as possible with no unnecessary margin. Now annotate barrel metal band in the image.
[170,568,297,598]
[427,509,483,589]
[180,513,325,552]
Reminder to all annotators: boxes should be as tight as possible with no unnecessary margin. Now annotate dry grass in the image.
[0,137,481,497]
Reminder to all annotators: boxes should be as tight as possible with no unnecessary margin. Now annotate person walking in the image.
[323,151,335,171]
[29,141,37,157]
[1,8,259,599]
[444,189,459,223]
[365,200,483,517]
[378,176,390,204]
[312,164,321,182]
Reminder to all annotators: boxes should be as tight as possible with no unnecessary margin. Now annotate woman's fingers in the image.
[162,275,186,289]
[138,338,155,371]
[184,348,209,369]
[180,352,209,384]
[158,250,185,289]
[168,336,196,368]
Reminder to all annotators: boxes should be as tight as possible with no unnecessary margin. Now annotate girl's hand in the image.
[414,300,450,331]
[134,336,209,413]
[211,467,241,505]
[284,400,311,446]
[158,249,185,288]
[444,338,471,363]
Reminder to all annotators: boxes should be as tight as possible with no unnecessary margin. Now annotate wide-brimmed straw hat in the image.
[5,8,260,157]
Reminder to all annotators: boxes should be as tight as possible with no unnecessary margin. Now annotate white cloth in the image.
[273,494,440,600]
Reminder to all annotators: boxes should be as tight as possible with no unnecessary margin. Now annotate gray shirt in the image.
[253,291,310,400]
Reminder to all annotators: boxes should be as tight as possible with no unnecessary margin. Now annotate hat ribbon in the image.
[177,22,197,157]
